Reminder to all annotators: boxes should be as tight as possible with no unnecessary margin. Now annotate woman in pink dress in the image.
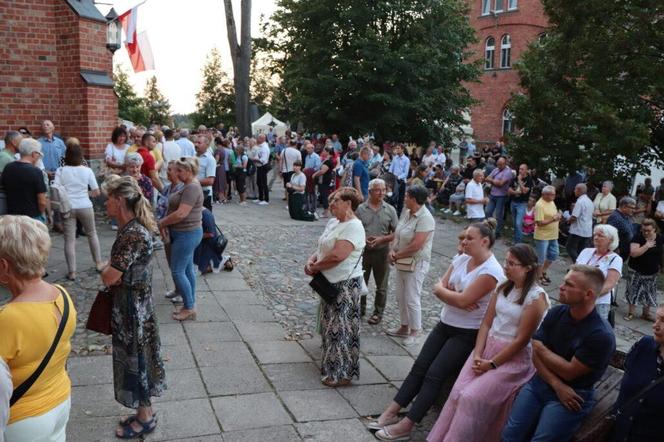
[427,244,549,442]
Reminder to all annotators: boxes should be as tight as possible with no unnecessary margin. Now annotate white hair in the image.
[124,152,144,166]
[18,138,42,157]
[0,215,51,279]
[542,185,556,195]
[593,224,620,252]
[369,178,386,189]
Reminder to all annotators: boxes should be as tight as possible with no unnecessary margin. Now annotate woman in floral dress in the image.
[101,175,166,439]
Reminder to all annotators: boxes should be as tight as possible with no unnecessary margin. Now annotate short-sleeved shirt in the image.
[534,198,559,240]
[0,287,77,425]
[352,160,369,198]
[629,232,664,275]
[533,305,616,390]
[607,210,633,260]
[440,253,505,329]
[488,166,512,197]
[0,149,15,173]
[167,182,203,232]
[320,158,335,188]
[569,194,594,238]
[316,218,366,283]
[465,180,485,219]
[54,166,99,209]
[196,152,217,194]
[575,248,622,305]
[1,161,47,217]
[490,285,549,341]
[137,147,156,178]
[394,204,435,262]
[104,143,128,166]
[38,136,66,172]
[511,174,534,203]
[281,147,301,173]
[355,201,398,251]
[289,172,306,194]
[593,192,617,223]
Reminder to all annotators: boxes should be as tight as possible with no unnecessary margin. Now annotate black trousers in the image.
[395,179,406,217]
[257,165,270,202]
[288,192,315,221]
[566,233,590,262]
[393,321,477,422]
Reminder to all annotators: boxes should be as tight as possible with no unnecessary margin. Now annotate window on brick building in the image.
[485,37,495,69]
[502,109,514,135]
[481,0,491,15]
[500,34,511,68]
[495,0,504,12]
[508,0,518,10]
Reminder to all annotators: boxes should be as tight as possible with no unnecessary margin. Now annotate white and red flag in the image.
[118,2,154,72]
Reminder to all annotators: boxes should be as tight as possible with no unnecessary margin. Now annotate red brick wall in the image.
[0,0,117,159]
[466,0,548,143]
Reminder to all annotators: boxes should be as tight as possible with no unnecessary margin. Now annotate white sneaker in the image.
[443,208,452,214]
[403,335,421,346]
[453,211,462,216]
[258,201,269,205]
[110,224,118,231]
[165,289,179,299]
[252,199,261,204]
[239,201,248,206]
[170,295,183,304]
[313,212,320,220]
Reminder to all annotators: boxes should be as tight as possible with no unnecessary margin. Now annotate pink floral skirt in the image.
[426,334,535,442]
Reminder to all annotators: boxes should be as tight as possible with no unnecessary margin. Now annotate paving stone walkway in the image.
[2,177,653,441]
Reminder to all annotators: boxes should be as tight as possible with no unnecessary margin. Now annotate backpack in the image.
[50,182,72,218]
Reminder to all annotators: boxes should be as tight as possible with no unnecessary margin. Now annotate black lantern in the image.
[105,8,121,53]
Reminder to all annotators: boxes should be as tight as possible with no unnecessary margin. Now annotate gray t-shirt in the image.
[289,172,306,194]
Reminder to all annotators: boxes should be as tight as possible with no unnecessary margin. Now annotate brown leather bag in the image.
[86,289,112,335]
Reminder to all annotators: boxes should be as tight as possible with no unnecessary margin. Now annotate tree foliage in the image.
[144,76,172,126]
[193,48,235,128]
[509,0,664,187]
[113,66,149,126]
[258,0,479,143]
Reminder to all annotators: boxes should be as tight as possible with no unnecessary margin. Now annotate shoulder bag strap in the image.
[10,285,70,406]
[345,247,365,281]
[615,372,664,416]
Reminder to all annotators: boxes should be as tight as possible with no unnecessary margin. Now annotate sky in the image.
[100,0,277,114]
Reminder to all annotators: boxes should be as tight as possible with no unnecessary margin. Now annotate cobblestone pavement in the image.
[0,179,656,440]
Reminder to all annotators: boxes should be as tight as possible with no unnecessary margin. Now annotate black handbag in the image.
[214,225,228,255]
[309,250,363,303]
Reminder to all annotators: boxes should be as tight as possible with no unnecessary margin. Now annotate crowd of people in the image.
[0,121,663,441]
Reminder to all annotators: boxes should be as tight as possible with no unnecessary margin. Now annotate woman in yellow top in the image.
[533,185,561,286]
[0,215,77,442]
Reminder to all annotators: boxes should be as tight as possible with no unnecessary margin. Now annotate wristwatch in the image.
[490,360,498,370]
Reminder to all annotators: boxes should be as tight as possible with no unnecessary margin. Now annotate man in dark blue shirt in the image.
[607,196,637,261]
[502,264,616,442]
[353,147,371,200]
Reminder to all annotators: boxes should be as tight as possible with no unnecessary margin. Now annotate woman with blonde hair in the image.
[158,156,204,321]
[0,215,77,441]
[101,176,165,439]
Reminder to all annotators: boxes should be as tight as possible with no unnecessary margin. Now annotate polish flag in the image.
[118,3,154,72]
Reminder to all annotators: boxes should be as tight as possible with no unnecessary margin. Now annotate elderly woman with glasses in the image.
[305,187,365,387]
[124,152,154,203]
[574,224,623,321]
[593,180,617,224]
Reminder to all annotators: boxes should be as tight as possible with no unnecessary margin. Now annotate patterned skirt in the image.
[625,268,658,307]
[320,276,362,383]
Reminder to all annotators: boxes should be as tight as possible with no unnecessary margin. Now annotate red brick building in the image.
[0,0,117,159]
[466,0,548,144]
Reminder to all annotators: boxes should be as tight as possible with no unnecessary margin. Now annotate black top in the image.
[534,305,615,390]
[628,232,663,275]
[1,161,47,217]
[511,174,534,203]
[321,158,334,187]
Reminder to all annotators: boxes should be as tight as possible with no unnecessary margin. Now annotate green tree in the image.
[258,0,479,143]
[223,0,252,136]
[509,0,664,188]
[144,76,171,126]
[192,48,235,128]
[113,66,149,126]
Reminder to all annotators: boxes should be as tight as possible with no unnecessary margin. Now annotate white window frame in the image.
[508,0,518,11]
[500,34,511,68]
[485,37,495,70]
[502,109,514,135]
[481,0,491,15]
[494,0,504,13]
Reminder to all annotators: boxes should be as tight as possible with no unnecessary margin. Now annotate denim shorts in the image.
[534,239,559,263]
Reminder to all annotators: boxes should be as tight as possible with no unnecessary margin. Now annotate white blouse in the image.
[489,285,549,341]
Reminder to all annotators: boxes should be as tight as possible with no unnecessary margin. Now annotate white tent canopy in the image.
[251,112,288,137]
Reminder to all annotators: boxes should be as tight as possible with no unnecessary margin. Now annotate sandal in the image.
[118,413,157,427]
[321,377,352,388]
[375,424,411,441]
[116,416,157,439]
[623,313,634,321]
[368,314,382,325]
[223,257,234,271]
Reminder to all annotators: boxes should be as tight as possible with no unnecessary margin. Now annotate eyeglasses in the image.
[504,260,523,268]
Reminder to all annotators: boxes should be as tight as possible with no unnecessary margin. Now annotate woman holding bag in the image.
[387,185,436,345]
[305,187,365,387]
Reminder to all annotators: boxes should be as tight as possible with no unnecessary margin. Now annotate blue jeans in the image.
[169,227,203,310]
[485,195,507,235]
[534,239,559,264]
[502,376,595,442]
[511,201,527,243]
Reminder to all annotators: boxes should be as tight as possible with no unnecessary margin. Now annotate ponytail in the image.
[102,175,157,233]
[133,194,157,233]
